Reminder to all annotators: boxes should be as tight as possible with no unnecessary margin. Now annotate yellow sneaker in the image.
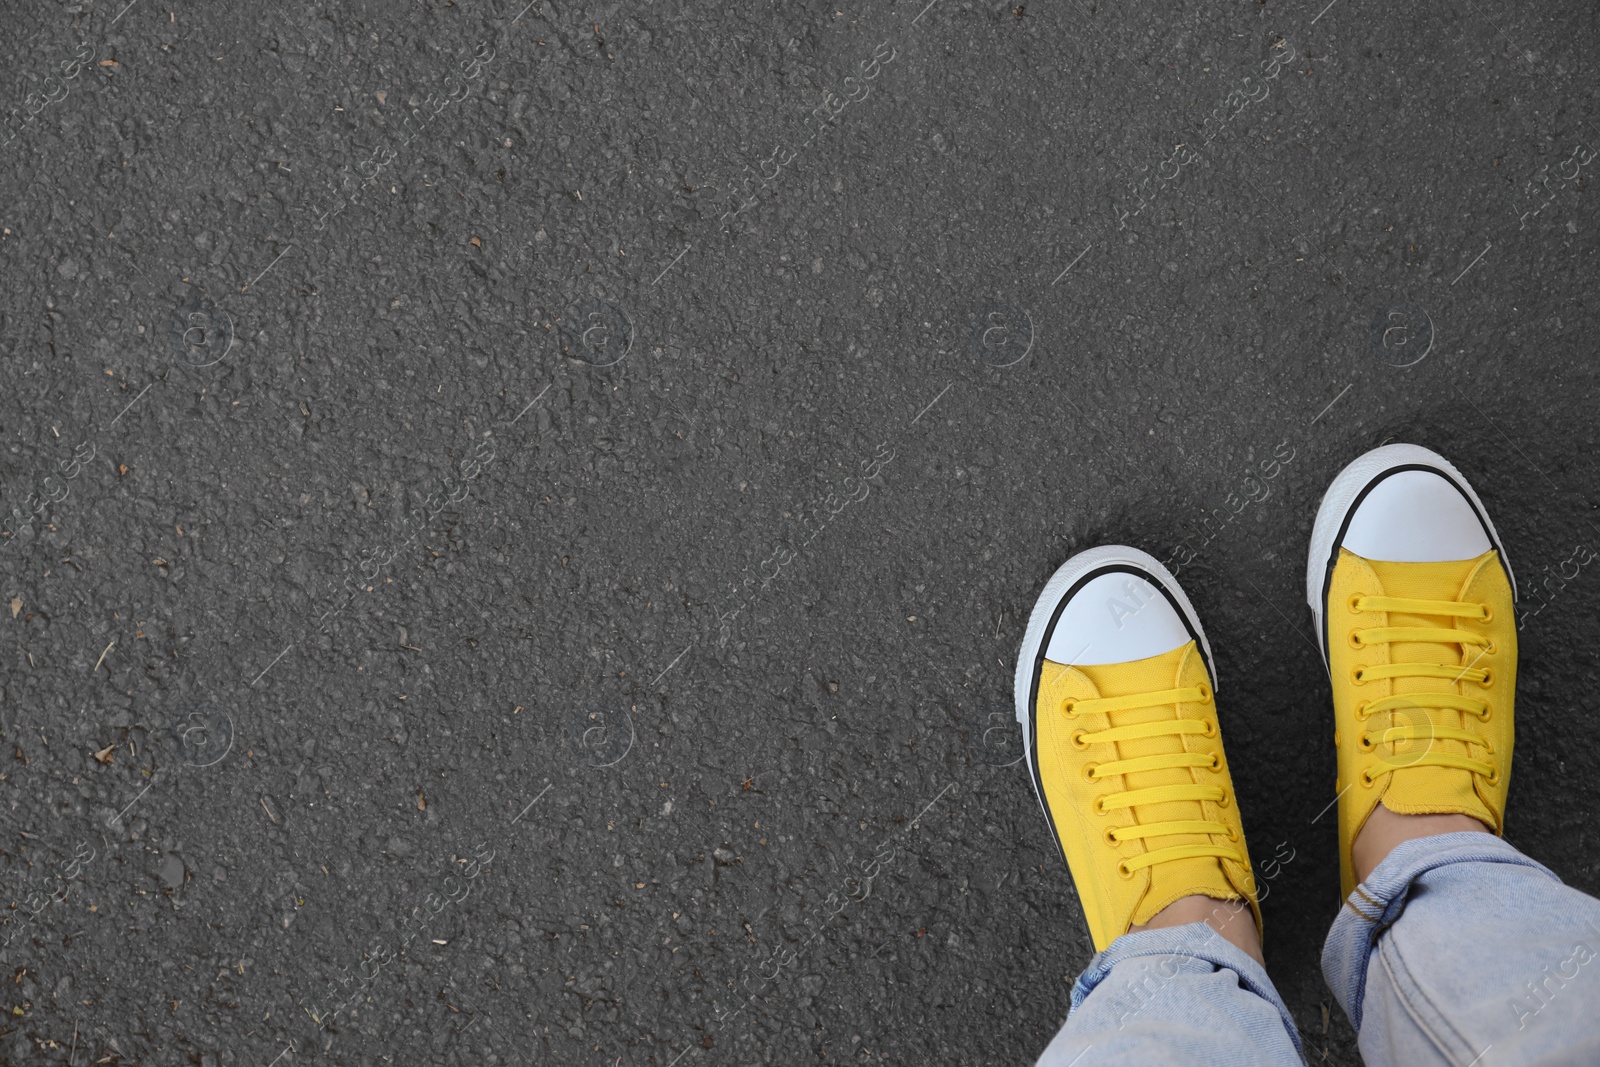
[1307,444,1517,898]
[1015,545,1259,952]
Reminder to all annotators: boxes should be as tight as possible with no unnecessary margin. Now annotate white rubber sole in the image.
[1012,545,1217,816]
[1305,443,1516,667]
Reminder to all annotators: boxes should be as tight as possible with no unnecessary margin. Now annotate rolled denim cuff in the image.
[1071,921,1304,1057]
[1321,831,1560,1031]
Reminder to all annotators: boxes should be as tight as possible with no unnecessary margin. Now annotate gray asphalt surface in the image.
[3,1,1599,1064]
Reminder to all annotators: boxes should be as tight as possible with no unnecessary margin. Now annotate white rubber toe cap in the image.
[1043,571,1193,665]
[1014,546,1216,814]
[1341,469,1493,562]
[1306,442,1514,666]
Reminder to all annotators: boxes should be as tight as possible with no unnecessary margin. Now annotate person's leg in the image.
[1016,547,1302,1066]
[1308,444,1600,1064]
[1037,908,1300,1066]
[1323,826,1600,1065]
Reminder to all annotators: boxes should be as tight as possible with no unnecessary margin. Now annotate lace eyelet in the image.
[1358,734,1374,753]
[1479,668,1494,688]
[1478,704,1492,722]
[1071,729,1090,750]
[1208,753,1222,772]
[1351,667,1367,686]
[1347,630,1365,650]
[1116,860,1135,880]
[1082,763,1100,783]
[1485,768,1501,786]
[1360,769,1375,788]
[1202,720,1217,738]
[1225,827,1239,842]
[1195,682,1213,703]
[1062,698,1079,717]
[1104,827,1121,847]
[1479,603,1493,623]
[1354,700,1371,722]
[1092,796,1109,816]
[1216,793,1232,808]
[1348,593,1366,613]
[1484,641,1497,655]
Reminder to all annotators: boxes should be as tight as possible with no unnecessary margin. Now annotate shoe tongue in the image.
[1075,643,1232,922]
[1363,555,1494,825]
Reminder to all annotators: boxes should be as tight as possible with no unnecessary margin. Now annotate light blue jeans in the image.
[1037,833,1600,1066]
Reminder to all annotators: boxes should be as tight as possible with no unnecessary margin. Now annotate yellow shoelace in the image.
[1064,685,1245,877]
[1348,594,1497,786]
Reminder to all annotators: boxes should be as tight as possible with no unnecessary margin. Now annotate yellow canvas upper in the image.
[1034,640,1259,951]
[1325,547,1516,897]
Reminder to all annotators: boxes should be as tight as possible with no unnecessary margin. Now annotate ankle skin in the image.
[1129,895,1265,968]
[1351,802,1491,886]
